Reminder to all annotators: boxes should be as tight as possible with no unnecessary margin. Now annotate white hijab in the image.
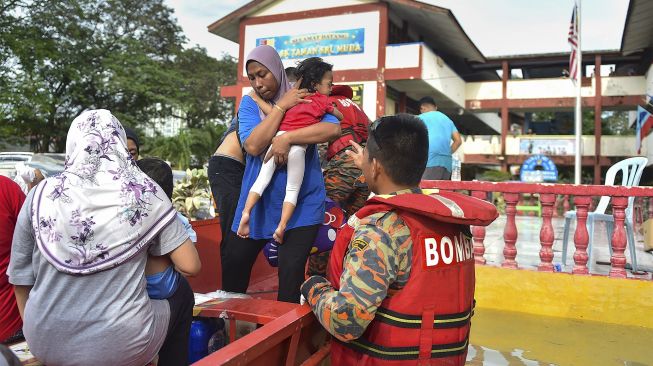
[31,110,176,275]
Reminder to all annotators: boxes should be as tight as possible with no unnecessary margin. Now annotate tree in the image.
[142,122,227,169]
[0,0,236,153]
[145,132,192,170]
[173,47,236,128]
[1,0,188,151]
[603,111,633,136]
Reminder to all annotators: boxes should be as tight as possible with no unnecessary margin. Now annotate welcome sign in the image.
[257,28,365,60]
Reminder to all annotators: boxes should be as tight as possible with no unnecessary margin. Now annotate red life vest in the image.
[326,85,370,161]
[327,189,498,366]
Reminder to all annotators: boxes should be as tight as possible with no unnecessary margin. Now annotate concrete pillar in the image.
[501,61,509,172]
[594,55,602,184]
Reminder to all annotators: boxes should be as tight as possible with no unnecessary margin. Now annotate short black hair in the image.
[295,57,333,93]
[367,114,428,186]
[124,126,140,154]
[285,66,297,82]
[418,96,437,108]
[137,157,173,199]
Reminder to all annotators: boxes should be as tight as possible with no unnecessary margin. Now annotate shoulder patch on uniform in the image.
[352,238,368,251]
[347,214,360,229]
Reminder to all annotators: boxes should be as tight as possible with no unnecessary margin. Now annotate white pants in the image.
[250,131,307,205]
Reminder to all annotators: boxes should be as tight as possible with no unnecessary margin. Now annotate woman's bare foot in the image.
[237,213,250,238]
[273,224,286,244]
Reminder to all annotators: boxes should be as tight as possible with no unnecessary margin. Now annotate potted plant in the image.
[173,168,278,294]
[173,168,223,292]
[172,168,212,220]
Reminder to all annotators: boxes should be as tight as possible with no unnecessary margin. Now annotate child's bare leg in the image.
[237,192,261,238]
[274,201,297,244]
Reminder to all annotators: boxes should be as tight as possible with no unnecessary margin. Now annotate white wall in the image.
[507,79,593,99]
[461,135,501,155]
[420,46,466,107]
[466,76,646,101]
[243,11,380,75]
[602,76,647,97]
[386,43,420,69]
[466,81,502,100]
[255,0,375,16]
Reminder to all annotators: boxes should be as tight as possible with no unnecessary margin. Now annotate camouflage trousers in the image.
[307,147,369,277]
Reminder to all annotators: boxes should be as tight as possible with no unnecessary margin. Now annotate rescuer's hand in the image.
[345,140,364,169]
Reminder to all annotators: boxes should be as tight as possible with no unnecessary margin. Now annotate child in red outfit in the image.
[238,57,343,243]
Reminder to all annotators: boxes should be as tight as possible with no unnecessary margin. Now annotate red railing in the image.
[420,180,653,279]
[193,298,329,366]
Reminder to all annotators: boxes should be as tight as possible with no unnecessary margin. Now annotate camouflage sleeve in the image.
[301,212,410,342]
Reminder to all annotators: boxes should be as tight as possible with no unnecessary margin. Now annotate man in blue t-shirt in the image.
[417,96,462,180]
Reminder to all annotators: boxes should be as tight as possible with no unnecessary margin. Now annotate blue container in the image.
[188,318,215,363]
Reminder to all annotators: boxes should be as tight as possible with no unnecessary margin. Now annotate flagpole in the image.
[574,0,582,184]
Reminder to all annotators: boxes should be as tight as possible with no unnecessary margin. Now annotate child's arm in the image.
[145,255,173,276]
[331,105,344,121]
[169,239,201,277]
[249,90,274,115]
[14,285,31,319]
[325,101,343,121]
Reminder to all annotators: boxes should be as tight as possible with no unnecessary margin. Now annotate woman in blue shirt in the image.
[221,45,340,303]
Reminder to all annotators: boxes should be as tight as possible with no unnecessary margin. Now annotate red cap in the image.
[330,85,353,99]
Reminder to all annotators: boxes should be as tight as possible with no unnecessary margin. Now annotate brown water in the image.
[468,308,653,366]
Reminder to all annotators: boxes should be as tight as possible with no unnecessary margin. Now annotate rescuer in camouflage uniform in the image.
[307,85,371,277]
[305,191,414,340]
[301,114,426,340]
[301,115,496,366]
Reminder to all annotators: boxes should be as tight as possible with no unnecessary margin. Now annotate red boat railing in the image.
[192,298,329,366]
[420,180,653,278]
[186,180,653,366]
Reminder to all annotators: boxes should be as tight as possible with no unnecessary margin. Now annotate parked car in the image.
[0,153,65,179]
[172,169,187,184]
[0,152,33,163]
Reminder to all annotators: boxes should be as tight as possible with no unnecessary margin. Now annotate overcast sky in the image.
[164,0,630,60]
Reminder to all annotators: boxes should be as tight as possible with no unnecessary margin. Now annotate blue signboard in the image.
[520,155,558,182]
[257,28,365,60]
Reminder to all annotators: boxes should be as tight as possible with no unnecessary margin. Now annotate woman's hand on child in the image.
[264,133,291,165]
[277,78,313,111]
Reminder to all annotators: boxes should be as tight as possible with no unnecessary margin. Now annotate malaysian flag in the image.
[568,4,579,82]
[636,106,653,154]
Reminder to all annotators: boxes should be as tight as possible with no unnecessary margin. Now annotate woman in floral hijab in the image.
[9,110,199,366]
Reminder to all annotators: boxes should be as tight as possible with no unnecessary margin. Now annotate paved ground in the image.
[481,214,653,279]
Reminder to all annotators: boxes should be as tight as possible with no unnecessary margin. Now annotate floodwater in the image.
[468,308,653,365]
